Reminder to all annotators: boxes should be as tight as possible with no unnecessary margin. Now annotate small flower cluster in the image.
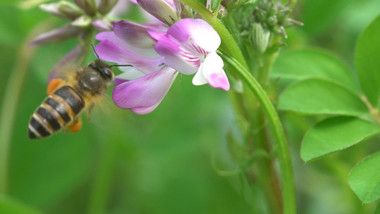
[233,0,302,53]
[32,0,131,82]
[95,0,230,114]
[32,0,129,45]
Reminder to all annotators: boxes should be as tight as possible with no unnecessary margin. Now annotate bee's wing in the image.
[47,45,88,83]
[93,93,116,116]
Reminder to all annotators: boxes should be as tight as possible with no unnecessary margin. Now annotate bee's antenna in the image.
[109,64,133,68]
[91,43,100,59]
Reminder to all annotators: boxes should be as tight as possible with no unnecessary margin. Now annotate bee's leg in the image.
[87,103,95,122]
[67,118,82,133]
[47,78,64,95]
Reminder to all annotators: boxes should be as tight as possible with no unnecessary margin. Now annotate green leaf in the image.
[348,151,380,203]
[301,0,355,35]
[0,194,43,214]
[272,49,356,89]
[301,116,380,162]
[278,78,368,116]
[355,15,380,106]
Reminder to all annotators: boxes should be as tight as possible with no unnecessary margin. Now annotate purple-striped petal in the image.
[112,67,177,114]
[166,18,221,54]
[155,35,200,75]
[154,19,222,75]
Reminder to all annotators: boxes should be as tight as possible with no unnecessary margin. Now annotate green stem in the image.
[179,1,296,213]
[0,22,51,193]
[220,53,296,214]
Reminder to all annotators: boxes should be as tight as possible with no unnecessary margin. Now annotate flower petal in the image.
[113,20,163,49]
[166,18,221,54]
[155,35,200,75]
[98,26,159,58]
[95,32,164,73]
[112,67,177,114]
[30,24,80,45]
[137,0,180,25]
[195,52,229,90]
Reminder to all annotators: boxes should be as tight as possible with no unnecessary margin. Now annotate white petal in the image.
[116,67,146,80]
[192,63,207,85]
[196,52,230,90]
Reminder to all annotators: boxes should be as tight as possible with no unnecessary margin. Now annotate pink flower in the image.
[95,2,229,114]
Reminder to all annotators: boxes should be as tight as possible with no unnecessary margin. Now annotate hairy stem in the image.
[221,53,296,214]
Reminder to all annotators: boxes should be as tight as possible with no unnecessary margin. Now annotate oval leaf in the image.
[301,116,380,162]
[278,78,368,116]
[355,15,380,105]
[348,151,380,203]
[272,49,356,89]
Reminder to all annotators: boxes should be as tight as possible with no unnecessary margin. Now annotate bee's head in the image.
[88,60,114,81]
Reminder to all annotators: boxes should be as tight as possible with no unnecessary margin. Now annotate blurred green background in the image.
[1,0,380,214]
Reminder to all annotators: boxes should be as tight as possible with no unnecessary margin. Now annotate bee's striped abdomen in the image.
[28,86,85,139]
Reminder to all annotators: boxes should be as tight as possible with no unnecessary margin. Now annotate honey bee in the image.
[28,55,115,139]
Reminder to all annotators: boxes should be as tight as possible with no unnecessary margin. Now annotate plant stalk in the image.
[221,53,296,214]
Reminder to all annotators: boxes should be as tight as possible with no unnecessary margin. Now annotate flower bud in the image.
[267,15,277,27]
[40,1,83,20]
[251,23,271,53]
[30,24,80,45]
[74,0,97,16]
[137,0,181,25]
[98,0,119,15]
[71,15,92,27]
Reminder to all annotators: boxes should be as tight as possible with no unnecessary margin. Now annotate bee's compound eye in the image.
[101,68,113,80]
[89,63,97,70]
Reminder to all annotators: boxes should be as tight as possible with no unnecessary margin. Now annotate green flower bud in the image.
[40,1,83,20]
[267,15,277,27]
[251,23,271,53]
[71,15,92,27]
[74,0,97,16]
[98,0,118,15]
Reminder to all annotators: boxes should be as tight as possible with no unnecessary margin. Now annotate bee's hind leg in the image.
[47,79,64,95]
[67,118,82,133]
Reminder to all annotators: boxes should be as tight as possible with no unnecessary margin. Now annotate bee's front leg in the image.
[87,103,95,122]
